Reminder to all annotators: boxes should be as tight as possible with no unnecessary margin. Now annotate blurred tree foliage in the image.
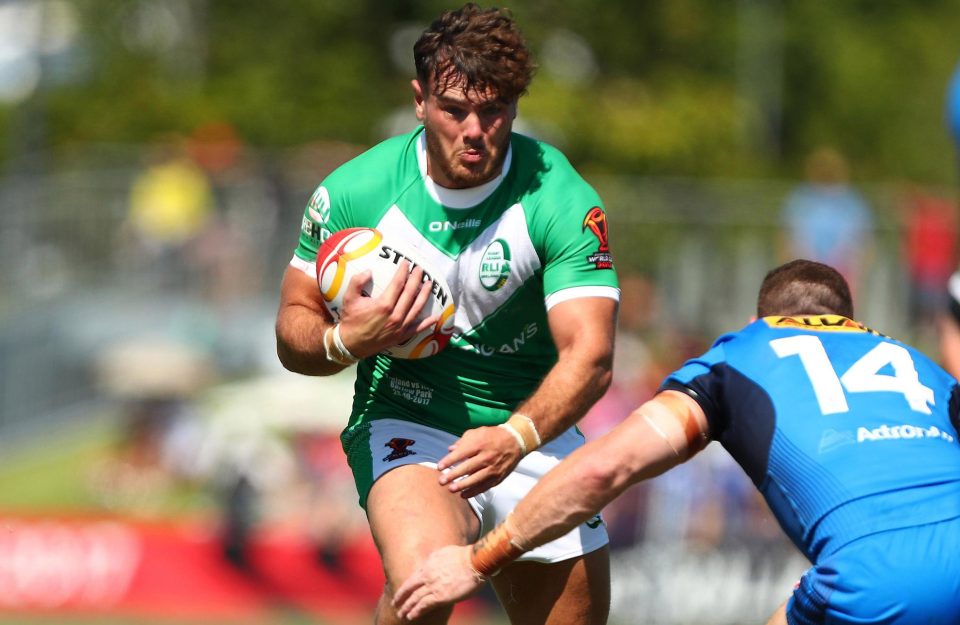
[4,0,960,183]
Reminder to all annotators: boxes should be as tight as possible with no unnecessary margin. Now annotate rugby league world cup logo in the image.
[582,207,613,270]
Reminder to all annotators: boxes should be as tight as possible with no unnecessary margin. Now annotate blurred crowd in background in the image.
[0,120,953,623]
[0,0,960,622]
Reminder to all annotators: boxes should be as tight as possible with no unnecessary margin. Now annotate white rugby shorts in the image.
[349,418,609,564]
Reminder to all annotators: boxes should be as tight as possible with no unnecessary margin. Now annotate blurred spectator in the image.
[122,136,215,288]
[898,183,957,342]
[89,339,217,517]
[779,146,875,293]
[295,431,369,569]
[940,61,960,379]
[185,121,282,307]
[642,445,752,551]
[195,372,367,571]
[947,59,960,170]
[186,121,244,180]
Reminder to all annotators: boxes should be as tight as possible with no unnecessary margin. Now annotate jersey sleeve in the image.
[950,384,960,437]
[659,334,781,488]
[290,176,357,276]
[290,132,416,276]
[659,338,731,437]
[528,151,619,305]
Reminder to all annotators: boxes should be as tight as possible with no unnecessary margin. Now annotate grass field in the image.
[0,415,118,511]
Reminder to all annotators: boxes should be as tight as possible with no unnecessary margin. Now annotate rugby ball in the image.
[316,227,456,359]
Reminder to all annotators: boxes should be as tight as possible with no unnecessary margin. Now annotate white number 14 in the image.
[770,335,935,415]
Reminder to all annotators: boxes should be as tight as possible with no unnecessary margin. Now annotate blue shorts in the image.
[787,516,960,625]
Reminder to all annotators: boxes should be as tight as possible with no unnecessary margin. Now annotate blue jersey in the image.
[662,315,960,563]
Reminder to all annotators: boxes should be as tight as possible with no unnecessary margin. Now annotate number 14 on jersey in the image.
[770,335,935,416]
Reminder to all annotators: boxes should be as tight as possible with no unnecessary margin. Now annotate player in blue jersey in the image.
[394,259,960,625]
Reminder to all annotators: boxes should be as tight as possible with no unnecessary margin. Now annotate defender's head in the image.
[757,259,854,319]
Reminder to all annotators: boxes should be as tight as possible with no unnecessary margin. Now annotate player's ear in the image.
[412,80,426,121]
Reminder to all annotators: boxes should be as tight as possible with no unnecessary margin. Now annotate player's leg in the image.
[764,601,788,625]
[367,463,482,625]
[490,547,610,625]
[483,428,611,624]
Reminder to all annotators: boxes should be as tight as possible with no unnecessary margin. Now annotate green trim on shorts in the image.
[341,422,374,510]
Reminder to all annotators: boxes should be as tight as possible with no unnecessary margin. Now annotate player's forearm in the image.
[513,347,612,444]
[472,407,689,576]
[516,437,629,543]
[275,306,350,376]
[512,296,616,446]
[470,431,636,576]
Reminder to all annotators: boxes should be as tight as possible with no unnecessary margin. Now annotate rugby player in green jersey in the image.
[276,5,618,624]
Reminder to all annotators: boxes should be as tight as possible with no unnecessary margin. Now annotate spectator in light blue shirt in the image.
[780,146,875,294]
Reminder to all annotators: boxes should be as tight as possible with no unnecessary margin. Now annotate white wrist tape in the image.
[332,324,359,363]
[511,413,542,447]
[325,324,359,366]
[498,423,527,456]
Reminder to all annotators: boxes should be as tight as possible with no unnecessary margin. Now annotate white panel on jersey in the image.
[454,203,540,333]
[376,203,540,336]
[376,205,462,293]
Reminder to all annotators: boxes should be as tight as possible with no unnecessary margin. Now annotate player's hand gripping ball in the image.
[316,228,456,359]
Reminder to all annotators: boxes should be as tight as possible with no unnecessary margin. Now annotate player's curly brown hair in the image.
[757,259,854,319]
[414,3,536,102]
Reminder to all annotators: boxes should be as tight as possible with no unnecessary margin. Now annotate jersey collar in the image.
[417,130,512,209]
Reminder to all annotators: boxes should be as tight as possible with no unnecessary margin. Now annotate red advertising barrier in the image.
[0,515,487,623]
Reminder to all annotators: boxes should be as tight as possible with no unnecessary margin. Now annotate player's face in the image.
[413,77,516,189]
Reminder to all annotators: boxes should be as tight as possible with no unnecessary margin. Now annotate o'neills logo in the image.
[479,239,511,291]
[582,207,613,269]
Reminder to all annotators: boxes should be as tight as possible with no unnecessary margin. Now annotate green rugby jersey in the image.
[291,126,619,438]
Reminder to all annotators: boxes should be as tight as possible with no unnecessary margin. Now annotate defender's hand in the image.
[337,261,439,358]
[393,545,483,621]
[438,425,523,498]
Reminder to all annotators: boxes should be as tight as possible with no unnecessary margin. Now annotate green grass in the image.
[0,417,116,510]
[0,413,208,516]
